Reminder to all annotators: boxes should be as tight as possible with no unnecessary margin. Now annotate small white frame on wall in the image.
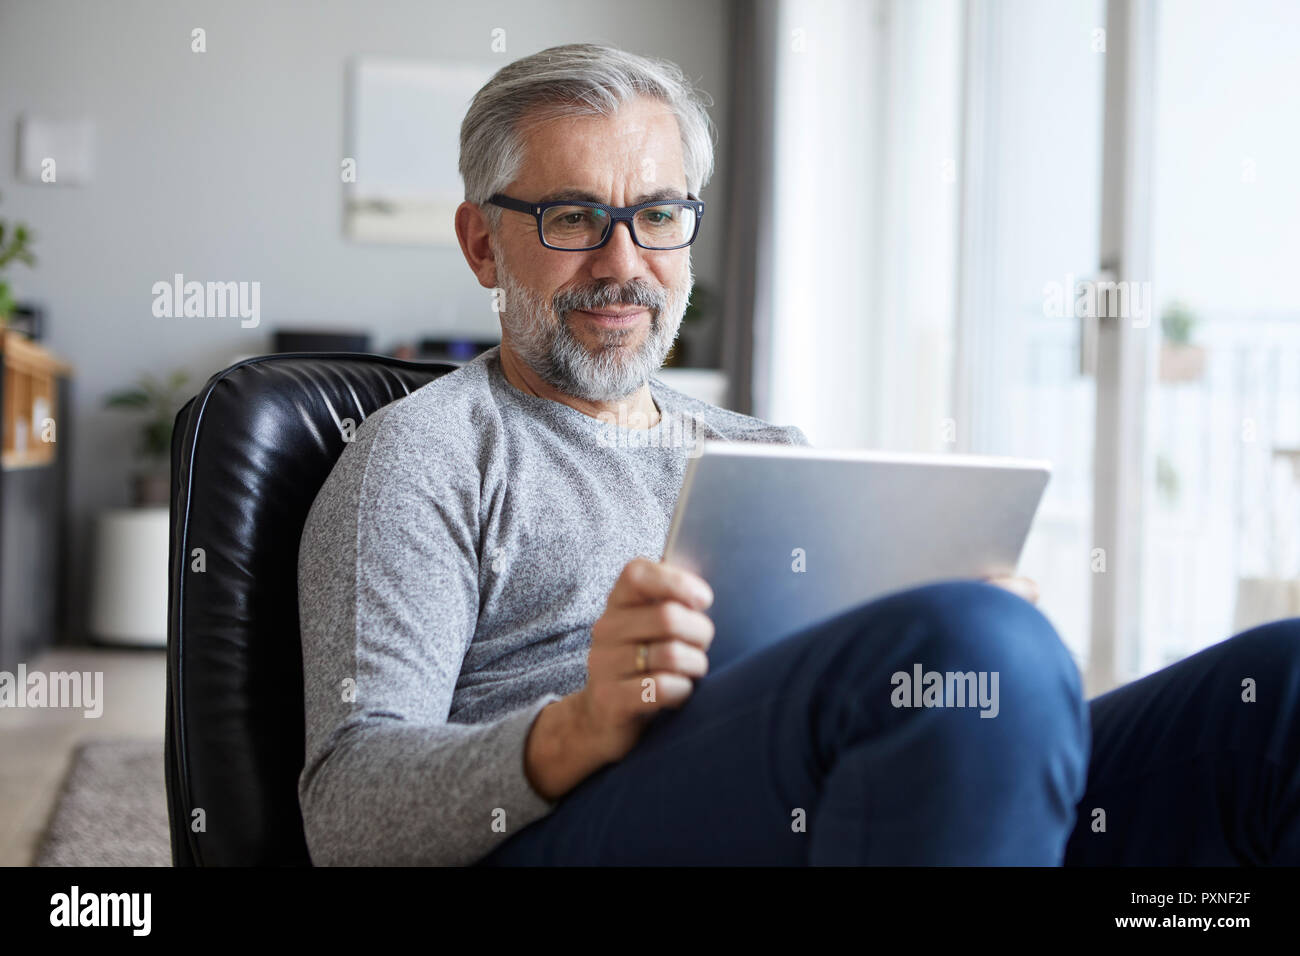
[344,58,497,245]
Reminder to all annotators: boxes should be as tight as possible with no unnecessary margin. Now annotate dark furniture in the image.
[271,330,372,353]
[164,351,456,866]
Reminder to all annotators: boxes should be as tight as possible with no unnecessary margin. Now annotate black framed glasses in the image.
[487,193,705,251]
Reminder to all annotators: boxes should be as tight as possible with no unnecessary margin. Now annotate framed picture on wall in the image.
[344,58,496,245]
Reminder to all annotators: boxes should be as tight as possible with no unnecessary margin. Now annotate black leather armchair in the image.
[164,352,458,865]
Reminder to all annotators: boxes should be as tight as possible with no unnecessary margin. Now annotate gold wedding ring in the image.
[635,642,650,673]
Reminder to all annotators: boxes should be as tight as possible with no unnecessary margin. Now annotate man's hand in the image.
[580,557,715,759]
[523,557,714,802]
[983,574,1039,605]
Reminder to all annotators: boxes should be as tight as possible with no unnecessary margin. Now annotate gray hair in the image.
[459,43,716,226]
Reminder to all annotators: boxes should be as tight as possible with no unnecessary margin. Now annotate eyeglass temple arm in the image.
[486,194,537,214]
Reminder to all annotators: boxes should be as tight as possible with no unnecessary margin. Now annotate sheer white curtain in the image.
[754,0,1104,671]
[757,0,961,453]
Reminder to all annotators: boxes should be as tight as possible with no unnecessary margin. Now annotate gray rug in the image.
[35,738,171,867]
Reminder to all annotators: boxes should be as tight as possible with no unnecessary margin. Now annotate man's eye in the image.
[640,209,676,225]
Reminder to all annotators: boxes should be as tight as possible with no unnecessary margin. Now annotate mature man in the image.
[297,43,1300,865]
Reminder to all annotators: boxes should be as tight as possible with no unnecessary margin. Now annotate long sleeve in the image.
[296,405,562,866]
[785,425,813,447]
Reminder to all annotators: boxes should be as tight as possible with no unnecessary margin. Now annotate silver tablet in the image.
[661,441,1051,671]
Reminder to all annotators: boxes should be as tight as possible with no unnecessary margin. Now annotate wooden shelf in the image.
[1,329,73,470]
[0,328,76,671]
[1,449,57,469]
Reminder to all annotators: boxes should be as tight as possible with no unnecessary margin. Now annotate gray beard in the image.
[495,256,691,403]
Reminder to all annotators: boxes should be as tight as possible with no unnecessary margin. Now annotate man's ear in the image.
[454,201,498,289]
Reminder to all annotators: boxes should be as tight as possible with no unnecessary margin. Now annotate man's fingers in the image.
[591,601,715,650]
[589,637,709,680]
[610,672,696,714]
[608,557,714,612]
[985,574,1039,605]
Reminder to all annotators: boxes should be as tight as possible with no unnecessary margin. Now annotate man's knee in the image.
[1208,619,1300,750]
[1221,617,1300,683]
[874,579,1079,690]
[839,581,1090,809]
[835,579,1087,746]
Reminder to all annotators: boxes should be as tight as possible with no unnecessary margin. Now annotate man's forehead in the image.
[513,97,687,193]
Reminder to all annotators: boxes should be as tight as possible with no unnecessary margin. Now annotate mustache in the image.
[553,279,668,318]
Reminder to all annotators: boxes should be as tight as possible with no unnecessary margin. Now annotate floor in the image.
[0,646,166,866]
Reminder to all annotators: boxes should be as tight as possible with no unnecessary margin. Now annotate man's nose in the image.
[587,220,650,285]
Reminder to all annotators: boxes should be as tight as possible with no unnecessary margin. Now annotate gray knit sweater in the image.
[296,345,809,865]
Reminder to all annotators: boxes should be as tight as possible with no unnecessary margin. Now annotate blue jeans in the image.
[476,580,1300,865]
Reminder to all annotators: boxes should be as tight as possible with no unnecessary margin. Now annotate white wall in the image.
[0,0,733,641]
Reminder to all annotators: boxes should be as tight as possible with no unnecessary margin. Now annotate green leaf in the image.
[143,418,172,458]
[104,389,151,409]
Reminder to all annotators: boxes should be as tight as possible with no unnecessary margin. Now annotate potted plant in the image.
[0,190,37,327]
[1158,299,1206,382]
[664,282,718,368]
[104,370,190,506]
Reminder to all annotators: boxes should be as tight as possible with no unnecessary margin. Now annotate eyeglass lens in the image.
[539,204,697,249]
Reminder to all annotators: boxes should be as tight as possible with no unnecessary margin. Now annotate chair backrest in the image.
[164,351,457,865]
